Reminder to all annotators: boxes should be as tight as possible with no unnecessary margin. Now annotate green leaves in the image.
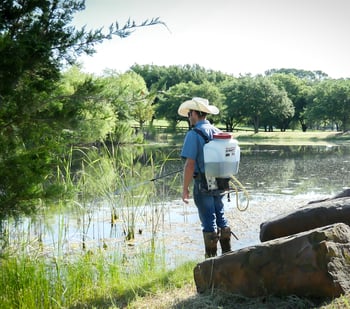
[109,17,167,38]
[0,0,163,216]
[306,79,350,131]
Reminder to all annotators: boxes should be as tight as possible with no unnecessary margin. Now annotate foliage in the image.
[306,79,350,131]
[0,248,195,308]
[97,70,155,137]
[269,73,313,131]
[221,76,294,133]
[0,0,163,217]
[265,68,329,81]
[220,77,246,131]
[131,63,231,92]
[132,66,350,134]
[98,71,149,120]
[156,81,224,129]
[131,64,230,128]
[55,66,117,143]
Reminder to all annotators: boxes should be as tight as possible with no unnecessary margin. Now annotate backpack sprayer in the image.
[202,132,249,212]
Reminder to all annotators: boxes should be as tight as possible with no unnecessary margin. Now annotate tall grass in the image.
[62,142,158,242]
[0,142,188,308]
[0,246,196,308]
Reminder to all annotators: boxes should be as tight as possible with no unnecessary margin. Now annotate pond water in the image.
[2,142,350,266]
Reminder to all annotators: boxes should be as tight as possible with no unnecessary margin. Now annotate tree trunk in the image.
[342,117,348,132]
[253,115,259,133]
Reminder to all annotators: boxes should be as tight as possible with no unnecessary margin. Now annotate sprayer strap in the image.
[192,128,209,144]
[192,127,208,175]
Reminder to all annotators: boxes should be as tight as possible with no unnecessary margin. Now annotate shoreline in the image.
[236,132,350,146]
[233,130,349,139]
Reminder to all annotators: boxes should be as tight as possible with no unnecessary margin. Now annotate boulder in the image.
[194,223,350,297]
[260,196,350,242]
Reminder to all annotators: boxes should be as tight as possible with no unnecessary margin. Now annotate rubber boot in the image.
[203,231,218,258]
[219,226,232,254]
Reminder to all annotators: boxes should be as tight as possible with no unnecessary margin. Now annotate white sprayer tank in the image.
[203,132,240,178]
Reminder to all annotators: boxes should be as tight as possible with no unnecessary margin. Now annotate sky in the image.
[73,0,350,79]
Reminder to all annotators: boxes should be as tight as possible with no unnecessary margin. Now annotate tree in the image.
[56,66,117,143]
[223,76,294,133]
[269,73,312,131]
[131,64,230,93]
[98,71,154,131]
[0,0,163,217]
[306,79,350,131]
[220,77,247,131]
[156,81,224,129]
[265,68,328,81]
[263,88,295,132]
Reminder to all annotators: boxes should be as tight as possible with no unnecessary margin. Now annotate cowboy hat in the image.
[177,97,220,117]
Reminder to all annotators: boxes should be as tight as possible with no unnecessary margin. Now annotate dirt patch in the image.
[127,281,330,309]
[128,283,198,308]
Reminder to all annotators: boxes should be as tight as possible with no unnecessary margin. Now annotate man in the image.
[178,97,232,258]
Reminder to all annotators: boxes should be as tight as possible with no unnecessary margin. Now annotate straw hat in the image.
[178,97,219,117]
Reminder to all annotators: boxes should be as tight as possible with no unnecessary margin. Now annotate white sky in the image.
[73,0,350,78]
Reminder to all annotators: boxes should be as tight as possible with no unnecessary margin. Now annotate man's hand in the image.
[182,187,190,204]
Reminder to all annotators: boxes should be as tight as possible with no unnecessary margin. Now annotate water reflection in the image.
[238,144,350,195]
[1,144,350,264]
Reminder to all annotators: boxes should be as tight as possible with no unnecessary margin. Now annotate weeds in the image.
[0,143,186,308]
[0,247,196,308]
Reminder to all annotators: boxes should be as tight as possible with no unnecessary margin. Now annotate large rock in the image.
[194,223,350,297]
[260,196,350,242]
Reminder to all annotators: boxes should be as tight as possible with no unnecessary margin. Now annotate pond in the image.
[2,142,350,266]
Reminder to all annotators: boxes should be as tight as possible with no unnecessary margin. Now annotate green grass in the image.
[232,130,350,146]
[146,120,350,146]
[233,130,347,139]
[0,248,196,308]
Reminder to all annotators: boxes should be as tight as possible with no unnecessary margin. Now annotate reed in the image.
[0,143,187,308]
[1,143,182,258]
[0,245,195,308]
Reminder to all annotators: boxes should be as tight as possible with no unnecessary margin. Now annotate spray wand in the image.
[115,169,183,195]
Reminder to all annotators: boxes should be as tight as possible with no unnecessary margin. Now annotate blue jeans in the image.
[193,179,228,232]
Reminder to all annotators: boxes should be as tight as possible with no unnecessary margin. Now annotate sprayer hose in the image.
[228,175,250,212]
